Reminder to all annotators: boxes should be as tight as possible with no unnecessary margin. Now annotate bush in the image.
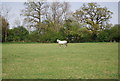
[7,26,29,42]
[97,29,111,42]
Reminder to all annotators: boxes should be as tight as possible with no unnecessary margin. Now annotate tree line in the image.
[0,2,120,43]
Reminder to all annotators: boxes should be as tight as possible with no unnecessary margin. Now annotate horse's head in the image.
[57,39,60,42]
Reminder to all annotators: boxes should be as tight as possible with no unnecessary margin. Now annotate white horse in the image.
[57,39,68,47]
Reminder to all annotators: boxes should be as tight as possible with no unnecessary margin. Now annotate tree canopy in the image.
[73,3,113,40]
[2,2,120,43]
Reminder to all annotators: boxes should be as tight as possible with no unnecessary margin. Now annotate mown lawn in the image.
[2,43,118,79]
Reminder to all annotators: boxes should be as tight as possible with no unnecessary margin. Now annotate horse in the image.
[57,39,68,47]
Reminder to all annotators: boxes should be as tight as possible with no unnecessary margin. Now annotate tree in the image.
[0,4,11,42]
[0,16,9,42]
[63,19,82,42]
[0,4,11,21]
[7,26,29,42]
[97,24,120,42]
[21,1,70,35]
[97,29,111,42]
[109,24,120,42]
[73,3,113,40]
[14,17,23,27]
[45,2,70,32]
[27,31,40,42]
[21,1,47,33]
[79,27,92,42]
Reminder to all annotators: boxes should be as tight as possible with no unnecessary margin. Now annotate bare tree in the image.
[21,1,70,33]
[61,2,71,21]
[21,1,47,33]
[0,4,11,21]
[0,3,11,42]
[45,2,70,32]
[14,17,22,27]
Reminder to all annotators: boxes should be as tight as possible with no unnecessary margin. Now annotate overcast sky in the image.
[1,1,118,28]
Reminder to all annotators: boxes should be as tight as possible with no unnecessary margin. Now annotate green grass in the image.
[2,43,118,79]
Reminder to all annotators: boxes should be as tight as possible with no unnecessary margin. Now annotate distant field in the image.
[2,43,118,79]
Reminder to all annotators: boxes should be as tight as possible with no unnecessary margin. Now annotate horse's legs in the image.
[65,44,67,47]
[59,44,61,48]
[64,44,67,48]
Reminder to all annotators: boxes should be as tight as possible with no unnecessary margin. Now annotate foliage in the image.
[97,29,111,42]
[97,24,120,42]
[63,19,80,42]
[27,31,40,42]
[7,26,29,42]
[2,2,120,43]
[40,31,65,43]
[73,3,113,40]
[79,27,92,42]
[109,24,120,42]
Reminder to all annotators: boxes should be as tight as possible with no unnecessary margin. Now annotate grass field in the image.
[2,43,118,79]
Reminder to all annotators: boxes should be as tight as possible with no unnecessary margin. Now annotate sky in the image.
[0,1,119,28]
